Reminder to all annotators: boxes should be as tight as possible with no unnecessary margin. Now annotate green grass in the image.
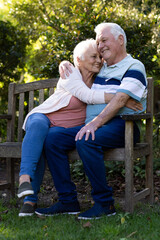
[0,201,160,240]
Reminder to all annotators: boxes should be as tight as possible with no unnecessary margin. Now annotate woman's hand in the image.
[59,61,73,78]
[126,98,143,111]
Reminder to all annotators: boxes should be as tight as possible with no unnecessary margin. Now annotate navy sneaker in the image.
[78,202,116,220]
[35,201,80,216]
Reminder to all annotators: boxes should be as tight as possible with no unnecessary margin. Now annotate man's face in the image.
[96,28,121,65]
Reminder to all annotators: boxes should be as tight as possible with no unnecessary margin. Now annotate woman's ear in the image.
[76,57,81,66]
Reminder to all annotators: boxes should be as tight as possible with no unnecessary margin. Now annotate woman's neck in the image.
[79,69,95,88]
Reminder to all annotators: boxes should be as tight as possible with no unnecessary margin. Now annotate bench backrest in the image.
[7,78,58,142]
[7,77,153,143]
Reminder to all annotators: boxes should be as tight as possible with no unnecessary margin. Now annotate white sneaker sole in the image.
[35,211,80,217]
[78,212,116,220]
[17,190,34,198]
[19,212,34,217]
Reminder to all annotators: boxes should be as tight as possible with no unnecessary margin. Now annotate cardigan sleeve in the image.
[59,66,105,104]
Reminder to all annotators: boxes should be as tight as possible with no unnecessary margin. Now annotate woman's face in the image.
[78,46,103,73]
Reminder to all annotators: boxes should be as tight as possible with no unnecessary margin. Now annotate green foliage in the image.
[0,119,7,142]
[0,19,29,140]
[0,20,29,113]
[70,160,86,180]
[3,0,159,79]
[153,117,160,176]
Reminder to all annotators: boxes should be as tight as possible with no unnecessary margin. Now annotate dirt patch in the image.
[0,159,160,210]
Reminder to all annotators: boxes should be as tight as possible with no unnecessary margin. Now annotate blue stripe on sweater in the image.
[94,76,121,85]
[123,70,146,86]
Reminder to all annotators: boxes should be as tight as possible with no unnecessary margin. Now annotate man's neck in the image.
[107,52,128,66]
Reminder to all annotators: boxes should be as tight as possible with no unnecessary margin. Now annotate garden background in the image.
[0,0,160,239]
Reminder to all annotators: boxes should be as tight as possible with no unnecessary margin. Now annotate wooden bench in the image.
[0,77,154,213]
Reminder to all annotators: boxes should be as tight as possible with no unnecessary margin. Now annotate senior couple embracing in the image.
[17,22,147,219]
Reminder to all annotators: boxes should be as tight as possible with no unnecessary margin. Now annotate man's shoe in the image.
[35,201,80,216]
[17,182,34,198]
[19,203,36,217]
[78,202,116,220]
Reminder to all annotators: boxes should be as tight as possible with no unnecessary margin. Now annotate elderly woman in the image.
[18,39,106,216]
[18,39,142,217]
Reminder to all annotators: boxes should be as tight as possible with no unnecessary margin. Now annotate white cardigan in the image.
[22,66,105,130]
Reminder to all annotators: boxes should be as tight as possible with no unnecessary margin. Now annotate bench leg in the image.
[146,153,154,204]
[145,118,154,204]
[125,121,134,213]
[7,158,15,197]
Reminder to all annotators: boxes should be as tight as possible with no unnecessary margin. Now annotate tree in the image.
[0,20,29,113]
[0,0,159,80]
[6,0,159,79]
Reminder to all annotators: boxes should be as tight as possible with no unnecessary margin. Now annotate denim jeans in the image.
[20,113,51,203]
[44,126,82,203]
[76,116,139,206]
[45,116,139,205]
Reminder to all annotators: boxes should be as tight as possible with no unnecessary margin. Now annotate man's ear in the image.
[118,34,124,46]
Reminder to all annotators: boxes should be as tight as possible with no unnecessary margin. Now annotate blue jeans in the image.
[45,117,139,205]
[20,113,51,203]
[76,117,139,205]
[44,126,82,203]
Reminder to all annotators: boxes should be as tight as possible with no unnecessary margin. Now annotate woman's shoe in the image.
[17,182,34,198]
[19,203,36,217]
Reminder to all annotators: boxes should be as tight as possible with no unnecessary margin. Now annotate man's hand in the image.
[75,120,100,141]
[126,98,143,111]
[59,61,73,78]
[75,94,143,142]
[76,92,130,141]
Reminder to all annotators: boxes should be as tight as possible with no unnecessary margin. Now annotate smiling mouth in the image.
[101,48,109,54]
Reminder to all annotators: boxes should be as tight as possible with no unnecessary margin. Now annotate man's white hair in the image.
[73,39,97,67]
[94,22,127,47]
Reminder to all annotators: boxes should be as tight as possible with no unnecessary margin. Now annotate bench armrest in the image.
[121,113,152,121]
[0,114,12,120]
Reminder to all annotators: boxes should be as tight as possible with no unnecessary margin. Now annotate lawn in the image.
[0,200,160,240]
[0,120,159,240]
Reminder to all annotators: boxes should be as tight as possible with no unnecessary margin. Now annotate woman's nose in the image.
[96,56,102,63]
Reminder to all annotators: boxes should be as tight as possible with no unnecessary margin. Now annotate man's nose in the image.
[98,42,103,49]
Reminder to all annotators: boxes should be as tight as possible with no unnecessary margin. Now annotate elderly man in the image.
[35,23,147,219]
